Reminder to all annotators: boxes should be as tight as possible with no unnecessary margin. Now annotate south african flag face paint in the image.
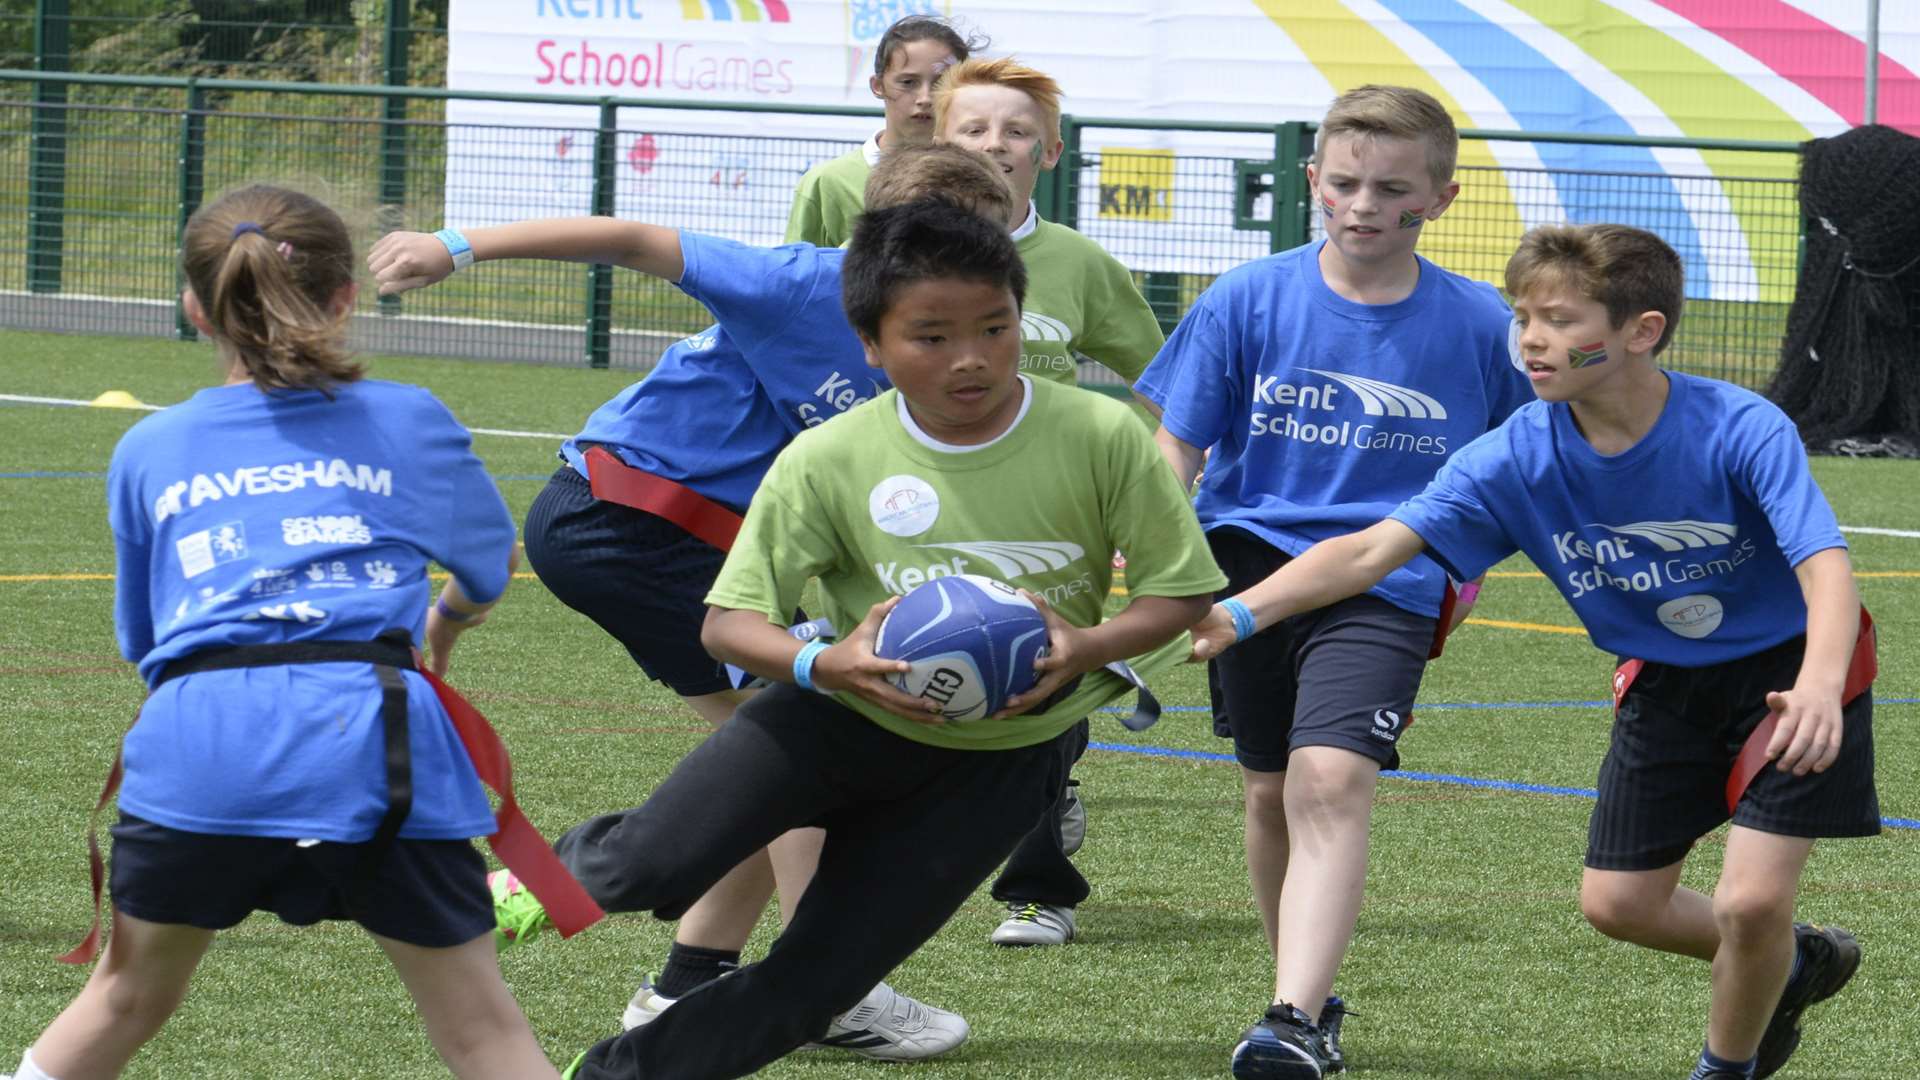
[1323,194,1337,217]
[1398,208,1425,229]
[1567,341,1609,368]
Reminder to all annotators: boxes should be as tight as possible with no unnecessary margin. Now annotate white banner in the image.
[445,1,1918,290]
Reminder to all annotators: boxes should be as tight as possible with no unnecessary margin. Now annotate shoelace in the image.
[1008,902,1048,923]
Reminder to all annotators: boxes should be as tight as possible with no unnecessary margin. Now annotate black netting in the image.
[1768,124,1920,456]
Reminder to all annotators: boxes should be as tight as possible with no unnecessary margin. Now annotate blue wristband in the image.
[1221,598,1257,643]
[433,228,475,271]
[792,640,830,691]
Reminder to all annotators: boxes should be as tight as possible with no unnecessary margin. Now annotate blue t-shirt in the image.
[1135,241,1532,616]
[559,233,884,509]
[1390,372,1846,666]
[106,380,514,841]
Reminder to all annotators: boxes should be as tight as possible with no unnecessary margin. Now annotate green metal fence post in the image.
[27,0,70,293]
[174,80,207,340]
[1272,121,1309,253]
[377,0,412,314]
[586,99,618,369]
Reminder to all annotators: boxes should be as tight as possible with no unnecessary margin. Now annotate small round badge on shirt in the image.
[1656,593,1724,639]
[869,475,940,537]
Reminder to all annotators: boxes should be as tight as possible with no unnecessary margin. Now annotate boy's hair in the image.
[1505,224,1686,356]
[843,198,1028,342]
[181,184,361,392]
[874,14,985,80]
[1315,84,1458,187]
[933,57,1062,145]
[865,143,1012,222]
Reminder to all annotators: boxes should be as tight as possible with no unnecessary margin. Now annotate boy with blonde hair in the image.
[931,54,1173,946]
[1135,85,1533,1077]
[1191,223,1875,1080]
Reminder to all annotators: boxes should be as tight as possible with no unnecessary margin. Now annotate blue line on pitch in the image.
[1099,698,1918,715]
[1087,741,1920,830]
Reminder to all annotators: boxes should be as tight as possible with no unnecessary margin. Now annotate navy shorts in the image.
[524,465,736,697]
[1586,635,1881,872]
[1207,528,1436,772]
[108,814,494,948]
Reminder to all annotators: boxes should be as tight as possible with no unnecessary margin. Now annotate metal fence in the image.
[2,70,1806,386]
[1,1,445,84]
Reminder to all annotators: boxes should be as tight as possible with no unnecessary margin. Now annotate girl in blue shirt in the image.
[6,185,559,1080]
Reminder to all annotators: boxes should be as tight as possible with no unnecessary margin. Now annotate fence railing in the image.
[2,69,1805,386]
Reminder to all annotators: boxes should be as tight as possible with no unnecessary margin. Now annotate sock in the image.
[654,943,741,999]
[17,1048,62,1080]
[1690,1045,1756,1078]
[1787,934,1807,988]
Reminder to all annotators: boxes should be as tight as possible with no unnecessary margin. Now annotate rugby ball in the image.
[875,574,1049,723]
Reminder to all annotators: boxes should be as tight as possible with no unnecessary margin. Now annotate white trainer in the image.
[620,976,677,1031]
[804,981,970,1061]
[990,901,1077,946]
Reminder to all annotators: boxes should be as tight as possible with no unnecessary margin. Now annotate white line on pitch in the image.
[2,394,566,439]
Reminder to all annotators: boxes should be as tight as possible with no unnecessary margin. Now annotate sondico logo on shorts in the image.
[1370,708,1405,743]
[1550,518,1755,638]
[1020,311,1077,374]
[1248,368,1452,456]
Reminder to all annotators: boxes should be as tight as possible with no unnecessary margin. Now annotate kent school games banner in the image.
[446,1,1920,300]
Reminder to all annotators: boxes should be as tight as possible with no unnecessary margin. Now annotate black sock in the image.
[656,943,742,999]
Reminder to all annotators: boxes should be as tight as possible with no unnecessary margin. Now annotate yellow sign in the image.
[1097,147,1173,222]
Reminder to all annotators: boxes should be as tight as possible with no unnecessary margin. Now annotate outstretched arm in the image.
[1191,519,1428,660]
[369,218,685,296]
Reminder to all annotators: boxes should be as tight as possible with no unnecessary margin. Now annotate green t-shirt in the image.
[785,141,874,247]
[707,377,1226,751]
[1016,216,1166,387]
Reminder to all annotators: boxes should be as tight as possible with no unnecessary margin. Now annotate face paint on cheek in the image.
[1322,194,1337,217]
[1399,208,1426,229]
[1029,140,1044,168]
[1567,342,1609,368]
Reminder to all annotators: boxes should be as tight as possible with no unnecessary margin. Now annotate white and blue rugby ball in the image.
[875,574,1049,723]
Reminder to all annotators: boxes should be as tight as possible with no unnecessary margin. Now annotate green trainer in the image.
[489,869,551,949]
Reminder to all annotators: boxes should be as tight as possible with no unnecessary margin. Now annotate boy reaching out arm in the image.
[1193,223,1878,1080]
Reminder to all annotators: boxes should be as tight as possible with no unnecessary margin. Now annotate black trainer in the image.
[1754,923,1861,1079]
[1319,996,1352,1074]
[1231,1002,1334,1080]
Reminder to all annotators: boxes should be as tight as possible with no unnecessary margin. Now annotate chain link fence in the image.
[2,71,1805,386]
[1,1,448,84]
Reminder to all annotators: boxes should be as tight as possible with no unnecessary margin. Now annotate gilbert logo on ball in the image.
[875,574,1050,723]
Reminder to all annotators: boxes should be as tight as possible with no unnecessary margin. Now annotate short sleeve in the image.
[418,395,516,603]
[705,451,846,623]
[1389,451,1521,583]
[1133,296,1237,451]
[106,431,155,662]
[1103,420,1228,599]
[1076,255,1165,384]
[1736,420,1846,567]
[677,234,820,353]
[785,172,829,246]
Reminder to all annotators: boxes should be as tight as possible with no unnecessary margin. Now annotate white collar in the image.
[1009,201,1039,241]
[862,131,884,166]
[895,376,1033,452]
